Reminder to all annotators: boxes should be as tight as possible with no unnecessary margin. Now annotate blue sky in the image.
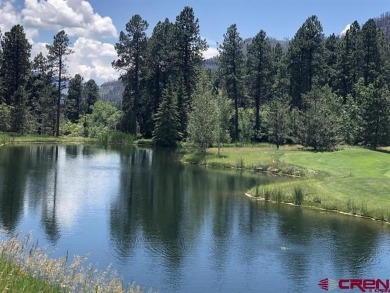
[90,0,388,40]
[0,0,388,84]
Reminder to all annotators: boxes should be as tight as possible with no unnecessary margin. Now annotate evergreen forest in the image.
[1,7,390,151]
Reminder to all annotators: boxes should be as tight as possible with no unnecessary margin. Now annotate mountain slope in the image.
[99,80,124,106]
[376,12,390,41]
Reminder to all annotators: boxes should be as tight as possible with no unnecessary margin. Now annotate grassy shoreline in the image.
[0,133,154,147]
[0,133,97,145]
[183,145,390,223]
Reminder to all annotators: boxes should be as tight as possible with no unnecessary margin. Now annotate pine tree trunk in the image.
[56,56,62,137]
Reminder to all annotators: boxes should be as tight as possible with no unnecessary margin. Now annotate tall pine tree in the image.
[144,18,176,137]
[112,14,148,136]
[361,19,386,86]
[358,80,390,148]
[0,25,32,133]
[218,24,244,141]
[335,21,362,98]
[246,30,273,140]
[324,33,339,90]
[1,25,31,106]
[174,7,207,136]
[28,53,56,134]
[272,43,290,100]
[287,16,325,109]
[83,79,100,114]
[147,19,175,114]
[153,81,181,146]
[46,30,73,136]
[66,74,83,123]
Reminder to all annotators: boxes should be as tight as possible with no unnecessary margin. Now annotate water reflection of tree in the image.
[0,146,29,231]
[275,206,381,288]
[109,148,260,275]
[109,148,186,270]
[276,207,322,291]
[328,219,380,276]
[41,146,61,243]
[65,145,78,158]
[0,145,63,241]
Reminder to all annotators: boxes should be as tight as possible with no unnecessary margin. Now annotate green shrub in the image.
[0,103,13,132]
[61,120,84,137]
[87,101,123,138]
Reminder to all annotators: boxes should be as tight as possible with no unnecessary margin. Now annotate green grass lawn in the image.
[184,145,390,221]
[183,145,297,169]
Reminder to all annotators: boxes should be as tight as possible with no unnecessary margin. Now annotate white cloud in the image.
[203,38,219,59]
[0,1,21,32]
[203,47,219,59]
[30,40,48,58]
[29,37,119,84]
[22,0,117,38]
[67,37,119,83]
[0,1,119,83]
[340,24,351,37]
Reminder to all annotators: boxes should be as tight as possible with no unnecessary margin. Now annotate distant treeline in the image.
[0,7,390,150]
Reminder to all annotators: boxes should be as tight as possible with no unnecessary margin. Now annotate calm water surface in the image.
[0,144,390,292]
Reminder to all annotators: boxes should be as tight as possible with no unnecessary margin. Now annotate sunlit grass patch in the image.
[281,147,390,178]
[0,134,96,145]
[200,145,390,222]
[248,175,390,221]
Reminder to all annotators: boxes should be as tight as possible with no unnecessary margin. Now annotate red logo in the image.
[318,278,390,292]
[319,278,329,291]
[318,278,338,291]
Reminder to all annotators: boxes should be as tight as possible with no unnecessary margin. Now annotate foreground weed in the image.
[0,233,146,293]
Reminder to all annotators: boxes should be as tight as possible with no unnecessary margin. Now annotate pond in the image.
[0,144,389,292]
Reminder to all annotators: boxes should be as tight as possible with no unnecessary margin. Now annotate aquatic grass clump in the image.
[293,187,304,206]
[347,198,358,214]
[258,187,285,203]
[274,189,284,203]
[254,186,260,198]
[360,201,368,216]
[235,157,245,169]
[0,233,145,293]
[263,188,271,201]
[374,207,390,222]
[98,132,135,146]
